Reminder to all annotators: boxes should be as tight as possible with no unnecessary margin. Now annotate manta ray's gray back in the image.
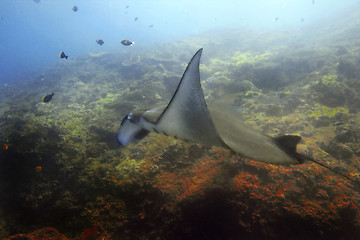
[155,49,225,147]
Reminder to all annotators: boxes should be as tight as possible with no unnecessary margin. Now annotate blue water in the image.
[0,0,357,85]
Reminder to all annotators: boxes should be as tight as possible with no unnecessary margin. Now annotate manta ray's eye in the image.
[121,113,134,126]
[126,113,141,124]
[127,113,133,120]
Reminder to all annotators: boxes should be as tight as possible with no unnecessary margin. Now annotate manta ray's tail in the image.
[300,154,360,187]
[274,135,360,186]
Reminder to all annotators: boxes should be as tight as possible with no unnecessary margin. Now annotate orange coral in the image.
[5,227,70,240]
[154,156,221,201]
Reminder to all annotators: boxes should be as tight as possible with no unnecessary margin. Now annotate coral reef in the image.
[1,27,360,240]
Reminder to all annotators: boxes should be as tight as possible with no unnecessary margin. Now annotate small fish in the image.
[148,24,154,28]
[96,39,104,45]
[43,93,54,103]
[126,5,129,8]
[121,39,135,46]
[134,17,138,21]
[273,17,279,21]
[35,166,42,173]
[59,51,68,59]
[301,18,304,23]
[1,144,8,150]
[312,0,315,4]
[72,5,78,12]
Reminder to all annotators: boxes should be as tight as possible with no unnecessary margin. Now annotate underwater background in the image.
[1,0,360,239]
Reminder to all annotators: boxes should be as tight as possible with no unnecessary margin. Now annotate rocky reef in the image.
[1,27,360,239]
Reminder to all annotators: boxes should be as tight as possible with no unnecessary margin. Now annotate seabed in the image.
[1,29,360,239]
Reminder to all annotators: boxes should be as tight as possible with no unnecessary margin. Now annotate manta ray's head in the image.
[117,113,149,145]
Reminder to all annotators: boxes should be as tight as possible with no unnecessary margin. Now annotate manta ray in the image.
[117,48,306,165]
[116,49,357,183]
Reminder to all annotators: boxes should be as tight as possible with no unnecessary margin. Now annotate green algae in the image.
[116,156,147,178]
[308,103,349,118]
[311,74,348,108]
[61,111,87,138]
[231,52,271,66]
[245,90,262,97]
[209,58,228,68]
[319,74,339,86]
[94,93,119,110]
[200,59,228,77]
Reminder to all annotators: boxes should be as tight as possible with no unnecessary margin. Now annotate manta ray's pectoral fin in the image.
[154,48,225,147]
[117,48,224,147]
